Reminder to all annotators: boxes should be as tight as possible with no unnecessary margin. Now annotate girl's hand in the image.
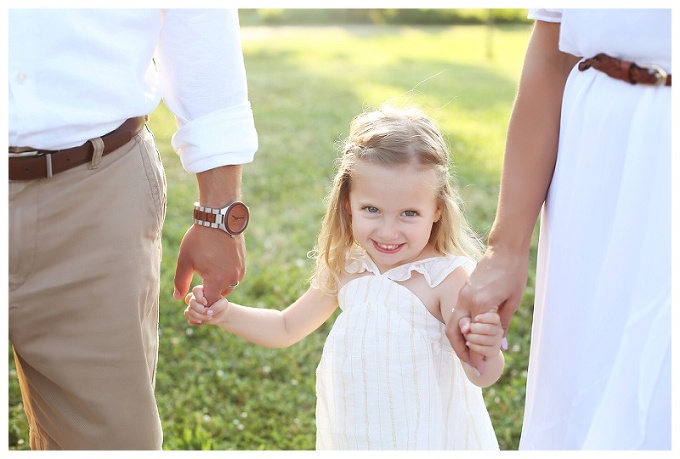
[459,311,503,359]
[184,285,226,326]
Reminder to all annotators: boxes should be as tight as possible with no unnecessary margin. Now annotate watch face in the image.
[226,202,249,235]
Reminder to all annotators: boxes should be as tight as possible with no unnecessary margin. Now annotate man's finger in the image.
[201,280,223,306]
[173,254,193,300]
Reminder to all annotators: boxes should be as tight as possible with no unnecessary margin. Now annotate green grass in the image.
[8,24,536,450]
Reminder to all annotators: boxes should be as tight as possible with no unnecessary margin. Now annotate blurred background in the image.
[9,8,538,450]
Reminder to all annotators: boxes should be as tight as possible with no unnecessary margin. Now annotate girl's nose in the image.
[377,218,399,240]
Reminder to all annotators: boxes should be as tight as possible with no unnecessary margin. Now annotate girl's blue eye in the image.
[404,210,417,217]
[366,206,378,213]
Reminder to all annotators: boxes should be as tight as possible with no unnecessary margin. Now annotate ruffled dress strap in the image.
[345,249,475,287]
[383,255,475,286]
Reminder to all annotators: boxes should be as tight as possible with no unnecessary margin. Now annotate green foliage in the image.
[240,9,531,26]
[8,23,536,450]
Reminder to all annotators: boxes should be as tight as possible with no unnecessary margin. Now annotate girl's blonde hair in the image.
[311,105,483,294]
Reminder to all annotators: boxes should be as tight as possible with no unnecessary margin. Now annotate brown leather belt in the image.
[9,116,147,181]
[578,53,671,87]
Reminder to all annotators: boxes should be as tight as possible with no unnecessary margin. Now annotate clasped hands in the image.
[446,249,526,376]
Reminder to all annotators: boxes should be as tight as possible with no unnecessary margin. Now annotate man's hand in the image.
[173,224,245,305]
[173,165,245,305]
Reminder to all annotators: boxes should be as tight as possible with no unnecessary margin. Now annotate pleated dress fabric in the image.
[315,253,499,450]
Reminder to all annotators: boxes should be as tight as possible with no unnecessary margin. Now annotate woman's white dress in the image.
[315,253,499,450]
[520,9,671,450]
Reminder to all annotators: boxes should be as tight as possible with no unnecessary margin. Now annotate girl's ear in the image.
[433,202,442,223]
[344,197,352,216]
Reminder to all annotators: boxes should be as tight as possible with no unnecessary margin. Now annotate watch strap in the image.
[193,204,223,229]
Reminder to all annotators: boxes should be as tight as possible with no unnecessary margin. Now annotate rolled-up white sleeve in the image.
[156,9,258,173]
[528,9,563,23]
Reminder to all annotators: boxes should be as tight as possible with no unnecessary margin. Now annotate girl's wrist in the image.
[214,299,232,327]
[486,349,505,375]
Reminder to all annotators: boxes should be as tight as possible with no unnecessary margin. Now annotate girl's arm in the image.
[440,267,505,388]
[185,285,338,348]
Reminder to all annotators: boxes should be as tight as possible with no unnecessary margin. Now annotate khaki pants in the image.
[9,126,166,449]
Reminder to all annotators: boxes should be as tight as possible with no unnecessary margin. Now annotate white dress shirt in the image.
[8,9,258,173]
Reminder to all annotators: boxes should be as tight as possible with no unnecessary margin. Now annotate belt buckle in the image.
[8,149,53,178]
[8,148,41,157]
[642,64,668,86]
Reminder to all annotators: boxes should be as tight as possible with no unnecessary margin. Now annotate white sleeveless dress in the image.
[315,253,499,450]
[520,9,671,450]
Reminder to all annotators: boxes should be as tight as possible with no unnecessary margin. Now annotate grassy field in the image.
[8,23,537,450]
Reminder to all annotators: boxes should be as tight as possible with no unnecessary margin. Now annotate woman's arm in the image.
[447,20,580,372]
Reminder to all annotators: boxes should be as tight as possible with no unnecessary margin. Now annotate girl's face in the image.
[346,161,441,273]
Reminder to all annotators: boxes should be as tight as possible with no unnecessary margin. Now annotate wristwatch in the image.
[193,201,250,237]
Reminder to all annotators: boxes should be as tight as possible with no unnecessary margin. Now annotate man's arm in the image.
[173,165,246,305]
[160,10,258,306]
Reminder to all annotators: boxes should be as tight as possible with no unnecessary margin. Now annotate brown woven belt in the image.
[578,53,671,87]
[9,116,147,181]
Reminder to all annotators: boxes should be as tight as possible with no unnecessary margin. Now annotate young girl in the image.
[185,105,504,450]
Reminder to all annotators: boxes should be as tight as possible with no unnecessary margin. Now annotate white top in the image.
[315,252,499,450]
[8,9,258,173]
[521,9,671,449]
[529,8,671,70]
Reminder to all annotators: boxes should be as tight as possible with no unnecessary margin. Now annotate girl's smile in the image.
[373,241,403,253]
